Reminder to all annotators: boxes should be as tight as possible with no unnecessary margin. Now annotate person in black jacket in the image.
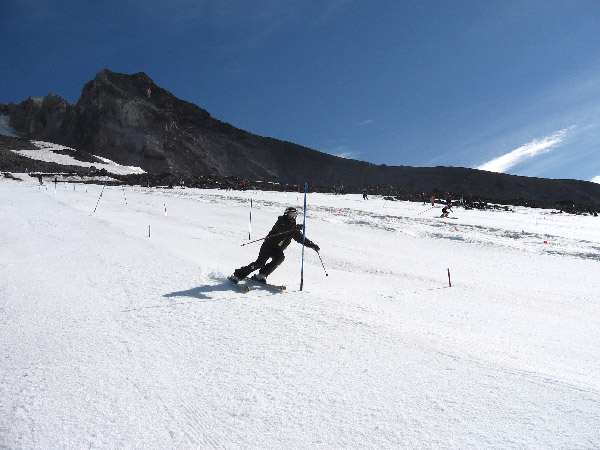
[440,205,453,218]
[229,207,320,284]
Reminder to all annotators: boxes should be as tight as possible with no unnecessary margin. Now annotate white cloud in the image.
[591,176,600,184]
[0,115,20,137]
[335,151,359,159]
[359,119,374,126]
[475,127,573,173]
[328,145,359,160]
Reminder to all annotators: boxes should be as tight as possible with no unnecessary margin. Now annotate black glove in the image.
[312,244,320,252]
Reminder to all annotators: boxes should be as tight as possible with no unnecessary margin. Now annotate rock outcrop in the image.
[2,69,600,208]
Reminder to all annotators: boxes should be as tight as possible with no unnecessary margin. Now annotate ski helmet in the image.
[284,207,298,220]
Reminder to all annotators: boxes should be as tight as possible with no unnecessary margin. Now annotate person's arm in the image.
[292,225,320,251]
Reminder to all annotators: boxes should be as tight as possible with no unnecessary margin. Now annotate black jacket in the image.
[262,215,318,251]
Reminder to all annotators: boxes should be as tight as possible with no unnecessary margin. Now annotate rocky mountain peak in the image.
[2,69,600,209]
[82,69,157,102]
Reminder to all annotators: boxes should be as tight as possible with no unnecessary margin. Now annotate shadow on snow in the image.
[162,277,283,300]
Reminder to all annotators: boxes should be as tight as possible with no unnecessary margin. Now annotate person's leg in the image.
[233,246,271,280]
[258,248,285,278]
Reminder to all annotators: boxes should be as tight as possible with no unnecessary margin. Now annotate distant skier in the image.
[229,207,320,284]
[362,189,368,200]
[440,205,453,218]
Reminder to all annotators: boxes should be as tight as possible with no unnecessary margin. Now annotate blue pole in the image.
[300,182,308,291]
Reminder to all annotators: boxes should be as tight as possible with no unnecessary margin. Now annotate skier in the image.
[229,207,320,284]
[440,205,453,218]
[362,189,368,200]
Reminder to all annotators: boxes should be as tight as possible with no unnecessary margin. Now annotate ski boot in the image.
[250,274,267,284]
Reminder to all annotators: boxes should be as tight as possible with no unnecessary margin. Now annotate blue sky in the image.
[1,0,599,182]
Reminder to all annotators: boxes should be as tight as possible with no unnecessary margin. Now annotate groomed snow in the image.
[1,175,599,448]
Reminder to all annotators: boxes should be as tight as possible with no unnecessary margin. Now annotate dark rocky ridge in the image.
[2,69,600,212]
[0,133,598,214]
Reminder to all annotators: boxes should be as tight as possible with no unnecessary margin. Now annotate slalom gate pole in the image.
[248,198,253,240]
[300,183,308,291]
[447,268,452,287]
[93,177,108,214]
[417,206,435,216]
[317,252,328,277]
[240,229,294,246]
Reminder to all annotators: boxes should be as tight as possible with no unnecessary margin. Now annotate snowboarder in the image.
[229,207,320,284]
[362,189,368,200]
[440,205,453,218]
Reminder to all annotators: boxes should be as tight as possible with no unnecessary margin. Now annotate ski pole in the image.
[240,229,294,246]
[317,251,328,277]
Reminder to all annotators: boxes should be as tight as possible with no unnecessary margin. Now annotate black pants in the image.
[234,245,285,280]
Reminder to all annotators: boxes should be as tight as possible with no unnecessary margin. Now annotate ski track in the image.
[1,178,600,448]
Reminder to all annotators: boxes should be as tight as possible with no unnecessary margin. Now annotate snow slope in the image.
[1,175,599,449]
[0,120,145,175]
[12,141,145,176]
